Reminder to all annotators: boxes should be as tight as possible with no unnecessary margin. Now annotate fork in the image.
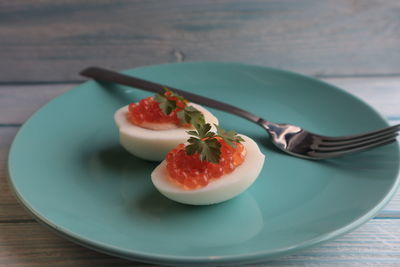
[80,67,399,159]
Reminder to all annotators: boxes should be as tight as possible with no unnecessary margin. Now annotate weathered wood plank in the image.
[0,219,398,266]
[0,127,33,221]
[0,222,142,266]
[1,0,400,82]
[272,219,400,265]
[0,84,72,124]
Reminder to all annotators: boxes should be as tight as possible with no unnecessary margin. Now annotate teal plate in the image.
[8,62,400,265]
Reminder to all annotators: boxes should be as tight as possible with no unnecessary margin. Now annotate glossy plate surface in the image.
[8,62,400,265]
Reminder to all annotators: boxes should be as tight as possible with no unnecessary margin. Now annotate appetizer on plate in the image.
[114,89,218,161]
[151,122,265,205]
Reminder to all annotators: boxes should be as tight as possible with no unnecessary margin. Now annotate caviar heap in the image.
[166,139,245,189]
[127,90,189,127]
[166,123,246,190]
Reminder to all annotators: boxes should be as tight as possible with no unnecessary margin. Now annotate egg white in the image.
[114,103,218,161]
[151,135,265,205]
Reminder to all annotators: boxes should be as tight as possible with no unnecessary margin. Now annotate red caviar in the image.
[166,140,246,190]
[127,91,188,127]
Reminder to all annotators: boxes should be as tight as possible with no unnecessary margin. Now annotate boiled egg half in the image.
[114,103,218,161]
[151,135,265,205]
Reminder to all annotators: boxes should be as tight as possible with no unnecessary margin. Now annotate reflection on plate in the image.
[8,62,400,265]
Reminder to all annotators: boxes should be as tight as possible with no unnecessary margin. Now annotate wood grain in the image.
[0,128,33,222]
[0,222,140,266]
[0,218,398,266]
[272,219,400,265]
[0,84,72,124]
[1,0,400,82]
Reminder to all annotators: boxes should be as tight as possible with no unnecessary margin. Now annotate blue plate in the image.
[8,62,400,265]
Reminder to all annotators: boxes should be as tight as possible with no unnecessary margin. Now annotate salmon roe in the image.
[166,139,246,190]
[127,91,188,127]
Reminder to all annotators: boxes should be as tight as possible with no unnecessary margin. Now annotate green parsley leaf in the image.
[196,123,209,137]
[201,138,221,163]
[153,93,165,104]
[185,122,221,163]
[176,105,205,126]
[184,120,245,163]
[154,92,176,115]
[186,106,206,125]
[154,88,205,128]
[187,130,199,137]
[215,124,245,148]
[176,109,187,123]
[185,136,221,163]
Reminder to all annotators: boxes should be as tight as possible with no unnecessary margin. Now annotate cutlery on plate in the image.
[80,67,399,159]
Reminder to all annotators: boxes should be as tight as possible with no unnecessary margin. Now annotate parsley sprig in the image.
[215,125,244,148]
[186,123,244,163]
[186,123,221,163]
[154,88,244,163]
[177,106,205,125]
[154,88,205,125]
[153,88,186,115]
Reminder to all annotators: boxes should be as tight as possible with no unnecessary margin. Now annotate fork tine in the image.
[321,124,400,143]
[309,138,398,159]
[315,132,398,151]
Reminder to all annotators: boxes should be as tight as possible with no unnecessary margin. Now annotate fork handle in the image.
[80,67,265,125]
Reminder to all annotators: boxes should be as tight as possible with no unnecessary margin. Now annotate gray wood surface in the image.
[1,0,400,82]
[0,128,30,222]
[0,223,135,266]
[0,219,398,266]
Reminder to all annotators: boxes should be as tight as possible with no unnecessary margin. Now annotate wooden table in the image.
[1,1,399,266]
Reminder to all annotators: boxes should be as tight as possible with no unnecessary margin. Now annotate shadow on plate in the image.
[91,144,157,173]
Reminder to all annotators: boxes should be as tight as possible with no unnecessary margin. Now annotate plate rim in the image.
[7,61,400,265]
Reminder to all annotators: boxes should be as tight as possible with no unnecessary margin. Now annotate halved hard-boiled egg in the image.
[151,134,265,205]
[114,94,218,161]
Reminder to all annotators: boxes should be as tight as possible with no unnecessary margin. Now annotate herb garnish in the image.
[153,88,186,115]
[186,123,221,163]
[215,125,245,148]
[177,106,205,125]
[154,88,205,125]
[154,88,244,163]
[186,123,244,163]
